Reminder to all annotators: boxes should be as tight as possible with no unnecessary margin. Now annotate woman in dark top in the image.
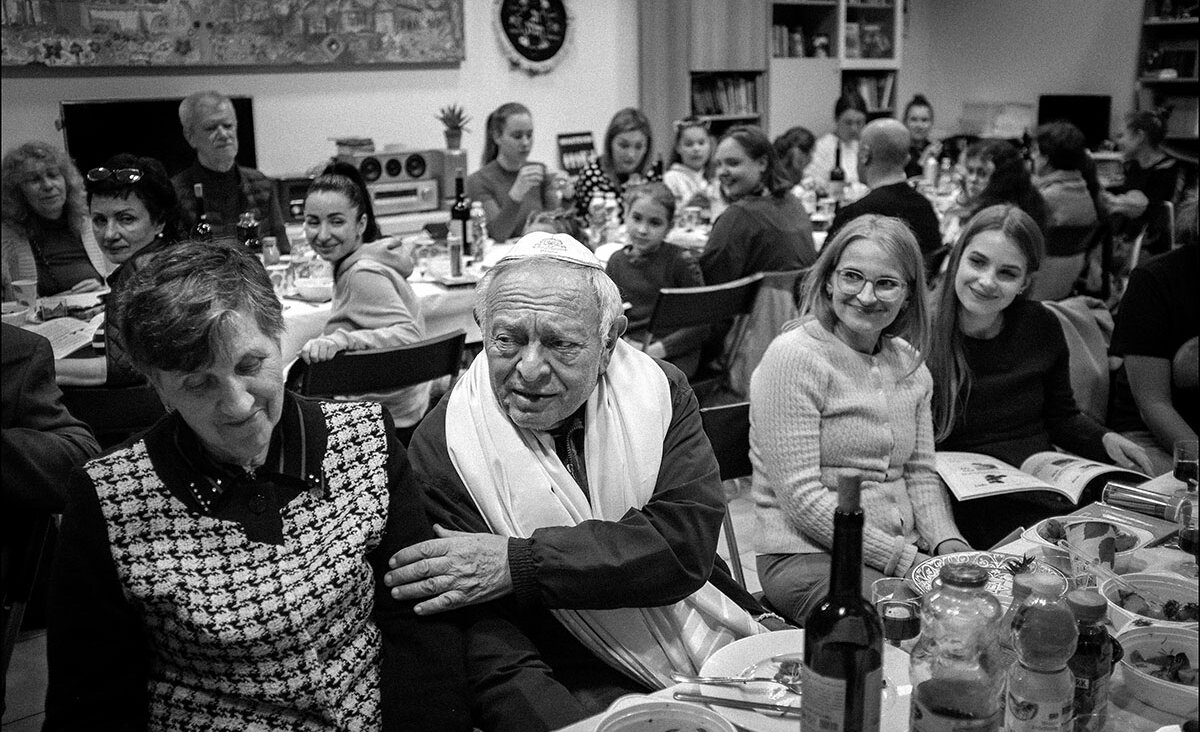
[1104,110,1181,257]
[45,240,471,731]
[699,125,816,284]
[606,182,705,377]
[54,153,179,387]
[573,107,661,221]
[928,205,1153,546]
[1,141,108,298]
[902,94,941,179]
[960,139,1048,229]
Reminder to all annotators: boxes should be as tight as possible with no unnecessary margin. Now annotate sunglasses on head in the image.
[86,167,143,184]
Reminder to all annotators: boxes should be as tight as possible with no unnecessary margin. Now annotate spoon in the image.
[669,671,802,696]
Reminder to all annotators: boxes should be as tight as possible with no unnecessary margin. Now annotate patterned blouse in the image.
[572,158,662,222]
[44,393,472,731]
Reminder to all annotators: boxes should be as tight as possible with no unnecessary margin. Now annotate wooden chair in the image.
[643,274,763,399]
[288,329,466,400]
[59,383,167,449]
[699,401,753,589]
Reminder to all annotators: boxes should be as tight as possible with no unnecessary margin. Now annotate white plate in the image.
[909,551,1067,606]
[696,629,911,732]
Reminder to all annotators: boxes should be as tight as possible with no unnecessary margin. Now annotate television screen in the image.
[59,96,256,177]
[1037,95,1112,151]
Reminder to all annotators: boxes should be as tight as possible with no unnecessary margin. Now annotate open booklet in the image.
[936,451,1150,505]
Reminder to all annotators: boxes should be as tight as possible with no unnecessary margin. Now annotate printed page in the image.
[934,451,1065,502]
[1020,452,1148,501]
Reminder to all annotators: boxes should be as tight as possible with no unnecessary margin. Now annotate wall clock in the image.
[493,0,571,75]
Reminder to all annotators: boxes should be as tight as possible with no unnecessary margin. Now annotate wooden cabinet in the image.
[689,0,769,71]
[1136,0,1198,162]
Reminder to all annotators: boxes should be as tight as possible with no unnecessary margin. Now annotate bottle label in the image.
[1072,674,1109,729]
[911,679,1002,732]
[1006,691,1074,732]
[800,665,881,731]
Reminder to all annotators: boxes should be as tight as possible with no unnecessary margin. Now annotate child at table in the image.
[662,117,724,222]
[605,183,706,377]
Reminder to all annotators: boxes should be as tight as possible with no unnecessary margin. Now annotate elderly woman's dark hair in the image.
[319,162,381,242]
[797,214,929,359]
[601,107,654,179]
[482,102,532,166]
[1035,121,1089,172]
[85,153,181,242]
[965,139,1048,229]
[117,240,284,374]
[1,141,89,236]
[1125,110,1166,148]
[720,125,791,198]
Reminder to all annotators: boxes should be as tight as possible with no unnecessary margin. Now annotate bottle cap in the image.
[1066,589,1107,622]
[939,562,989,588]
[1027,574,1064,597]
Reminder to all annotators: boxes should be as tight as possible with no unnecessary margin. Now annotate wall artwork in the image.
[1,0,464,68]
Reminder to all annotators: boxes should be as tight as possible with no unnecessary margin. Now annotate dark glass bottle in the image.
[451,173,471,258]
[237,210,261,254]
[801,476,883,732]
[191,183,213,242]
[829,142,846,212]
[651,154,664,178]
[1067,590,1118,732]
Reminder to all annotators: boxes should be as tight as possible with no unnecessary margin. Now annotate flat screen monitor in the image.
[1037,95,1112,150]
[59,96,256,177]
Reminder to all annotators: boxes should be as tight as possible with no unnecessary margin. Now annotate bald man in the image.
[828,118,942,275]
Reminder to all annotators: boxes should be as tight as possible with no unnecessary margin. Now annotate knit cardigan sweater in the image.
[749,317,964,576]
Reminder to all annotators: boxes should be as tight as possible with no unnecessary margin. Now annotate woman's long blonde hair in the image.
[928,204,1045,440]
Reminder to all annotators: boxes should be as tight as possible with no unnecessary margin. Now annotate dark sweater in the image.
[699,193,816,285]
[829,181,942,273]
[606,243,705,375]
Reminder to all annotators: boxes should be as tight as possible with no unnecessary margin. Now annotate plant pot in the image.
[444,129,462,150]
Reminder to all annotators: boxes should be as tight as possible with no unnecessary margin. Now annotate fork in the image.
[668,671,802,695]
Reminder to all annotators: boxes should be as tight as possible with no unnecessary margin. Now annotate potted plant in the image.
[436,104,471,150]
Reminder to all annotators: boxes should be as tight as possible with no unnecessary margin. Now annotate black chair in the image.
[2,512,52,678]
[699,401,753,589]
[288,329,466,401]
[643,274,763,399]
[59,383,167,449]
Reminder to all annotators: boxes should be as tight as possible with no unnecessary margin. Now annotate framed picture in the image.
[1,1,464,68]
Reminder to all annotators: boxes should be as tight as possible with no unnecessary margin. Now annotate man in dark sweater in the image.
[171,90,290,252]
[828,118,941,275]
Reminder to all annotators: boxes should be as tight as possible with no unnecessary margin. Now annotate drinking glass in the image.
[1172,439,1199,577]
[1174,439,1199,487]
[871,577,921,648]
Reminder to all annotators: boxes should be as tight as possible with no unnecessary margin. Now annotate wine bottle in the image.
[801,476,884,732]
[651,154,664,178]
[829,143,846,212]
[451,171,471,257]
[191,183,213,242]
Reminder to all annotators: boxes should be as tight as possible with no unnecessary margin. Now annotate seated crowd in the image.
[2,85,1196,730]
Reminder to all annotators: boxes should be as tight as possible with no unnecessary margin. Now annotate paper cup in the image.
[266,264,290,296]
[1066,520,1118,587]
[11,278,37,309]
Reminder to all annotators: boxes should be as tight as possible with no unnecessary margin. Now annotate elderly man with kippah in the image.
[385,232,778,730]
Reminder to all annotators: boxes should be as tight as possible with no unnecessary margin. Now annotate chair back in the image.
[1129,200,1176,271]
[699,401,752,588]
[727,269,806,397]
[59,383,167,448]
[288,329,466,398]
[644,273,763,341]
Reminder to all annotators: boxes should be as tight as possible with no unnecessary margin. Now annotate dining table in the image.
[556,498,1196,732]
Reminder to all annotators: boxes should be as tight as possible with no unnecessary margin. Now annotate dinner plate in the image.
[909,551,1067,606]
[695,629,911,732]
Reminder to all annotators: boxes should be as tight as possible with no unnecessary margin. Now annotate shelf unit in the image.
[1136,1,1198,162]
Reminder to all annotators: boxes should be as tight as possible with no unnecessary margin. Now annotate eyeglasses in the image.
[833,268,907,302]
[86,167,143,184]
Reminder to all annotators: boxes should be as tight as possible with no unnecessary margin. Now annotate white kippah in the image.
[498,231,603,270]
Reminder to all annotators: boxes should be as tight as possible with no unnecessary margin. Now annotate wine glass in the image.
[1172,439,1199,578]
[871,577,921,648]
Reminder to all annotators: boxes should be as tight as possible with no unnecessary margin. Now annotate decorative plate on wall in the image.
[493,0,571,75]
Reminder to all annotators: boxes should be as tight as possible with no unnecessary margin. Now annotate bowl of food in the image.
[1099,572,1199,628]
[293,278,333,303]
[1,301,29,326]
[1023,517,1151,572]
[595,698,736,732]
[1117,624,1199,717]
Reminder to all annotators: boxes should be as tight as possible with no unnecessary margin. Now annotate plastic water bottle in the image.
[1066,590,1116,732]
[260,236,281,266]
[603,191,620,229]
[1005,575,1077,732]
[909,563,1006,732]
[469,201,489,260]
[936,158,955,196]
[587,193,607,247]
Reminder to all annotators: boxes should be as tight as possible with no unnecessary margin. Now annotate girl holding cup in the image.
[467,102,561,242]
[606,182,706,377]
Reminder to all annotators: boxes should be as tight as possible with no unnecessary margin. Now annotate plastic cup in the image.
[266,264,290,297]
[1065,520,1118,588]
[12,278,37,310]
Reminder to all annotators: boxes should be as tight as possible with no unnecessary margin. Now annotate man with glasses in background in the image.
[171,90,290,252]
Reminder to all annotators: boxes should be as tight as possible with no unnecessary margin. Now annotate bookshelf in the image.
[1136,0,1198,161]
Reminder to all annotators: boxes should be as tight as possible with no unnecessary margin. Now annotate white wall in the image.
[0,1,639,177]
[901,0,1142,141]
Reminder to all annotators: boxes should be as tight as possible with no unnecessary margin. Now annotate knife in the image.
[672,690,802,717]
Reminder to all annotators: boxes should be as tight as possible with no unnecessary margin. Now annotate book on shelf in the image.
[935,451,1150,505]
[844,22,861,58]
